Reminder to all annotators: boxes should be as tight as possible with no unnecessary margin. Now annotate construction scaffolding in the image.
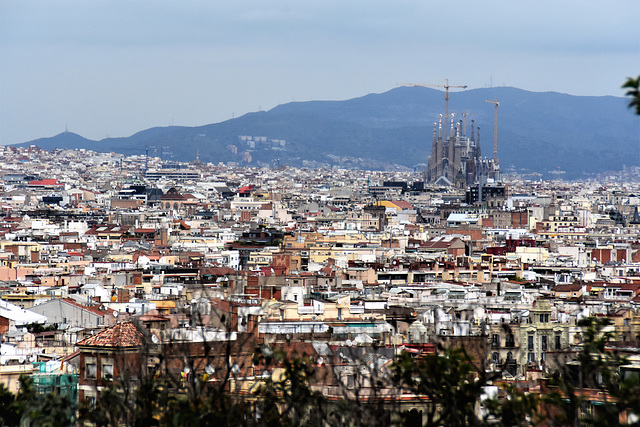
[31,373,78,403]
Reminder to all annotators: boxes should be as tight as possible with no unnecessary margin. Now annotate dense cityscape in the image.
[3,0,640,423]
[1,127,640,424]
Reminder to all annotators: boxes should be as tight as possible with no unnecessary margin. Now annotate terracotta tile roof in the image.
[28,178,63,186]
[552,283,583,292]
[160,187,185,200]
[61,298,114,316]
[390,200,414,210]
[201,266,237,276]
[134,228,156,233]
[77,322,145,348]
[237,185,254,194]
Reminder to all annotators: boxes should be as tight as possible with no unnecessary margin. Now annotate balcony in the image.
[349,305,364,314]
[297,306,324,315]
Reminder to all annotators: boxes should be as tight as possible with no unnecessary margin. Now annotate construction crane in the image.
[485,99,499,163]
[397,79,467,140]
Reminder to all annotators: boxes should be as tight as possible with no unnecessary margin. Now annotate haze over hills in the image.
[17,87,639,180]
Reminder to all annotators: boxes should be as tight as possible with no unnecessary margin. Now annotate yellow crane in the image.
[397,79,467,139]
[485,98,499,163]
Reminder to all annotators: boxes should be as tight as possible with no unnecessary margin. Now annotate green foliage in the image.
[392,348,486,427]
[25,323,58,334]
[0,376,76,427]
[483,383,540,427]
[253,348,329,427]
[0,382,21,426]
[79,375,170,427]
[623,75,640,115]
[4,317,640,426]
[541,316,640,427]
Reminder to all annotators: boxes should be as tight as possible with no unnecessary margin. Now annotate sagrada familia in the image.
[425,113,501,188]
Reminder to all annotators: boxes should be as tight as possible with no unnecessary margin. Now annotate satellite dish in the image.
[317,356,324,366]
[346,339,353,347]
[113,311,119,318]
[205,365,215,375]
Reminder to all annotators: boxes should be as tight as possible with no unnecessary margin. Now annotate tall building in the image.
[426,114,500,188]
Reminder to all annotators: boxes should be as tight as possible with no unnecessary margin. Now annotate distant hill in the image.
[17,87,639,179]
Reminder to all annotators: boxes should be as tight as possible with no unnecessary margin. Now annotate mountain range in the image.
[17,86,640,179]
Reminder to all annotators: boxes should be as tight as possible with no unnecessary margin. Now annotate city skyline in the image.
[1,0,639,145]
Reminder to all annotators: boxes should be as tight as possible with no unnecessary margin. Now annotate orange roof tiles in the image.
[61,298,114,316]
[390,200,414,210]
[77,322,145,348]
[28,178,63,186]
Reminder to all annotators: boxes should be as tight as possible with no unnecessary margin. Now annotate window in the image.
[555,335,561,350]
[541,335,548,351]
[491,352,499,364]
[85,395,96,408]
[102,362,114,380]
[491,334,500,348]
[528,352,536,364]
[505,333,515,347]
[86,361,97,379]
[528,335,534,351]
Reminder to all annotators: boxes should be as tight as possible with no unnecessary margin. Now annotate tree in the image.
[482,383,540,427]
[541,317,640,427]
[253,348,328,427]
[0,376,76,427]
[623,75,640,115]
[391,348,487,427]
[0,382,22,426]
[5,315,639,426]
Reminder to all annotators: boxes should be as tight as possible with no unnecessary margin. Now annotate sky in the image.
[1,0,639,145]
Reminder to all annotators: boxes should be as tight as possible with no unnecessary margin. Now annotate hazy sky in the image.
[1,0,638,144]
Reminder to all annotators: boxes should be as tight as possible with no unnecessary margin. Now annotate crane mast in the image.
[485,99,499,164]
[397,79,467,140]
